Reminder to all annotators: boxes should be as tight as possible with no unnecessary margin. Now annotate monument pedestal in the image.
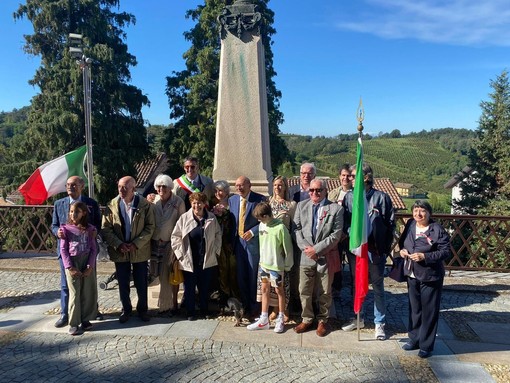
[213,0,272,195]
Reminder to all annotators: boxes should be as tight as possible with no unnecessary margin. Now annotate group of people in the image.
[51,156,451,358]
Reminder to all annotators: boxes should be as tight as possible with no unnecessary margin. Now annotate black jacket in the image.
[398,219,451,282]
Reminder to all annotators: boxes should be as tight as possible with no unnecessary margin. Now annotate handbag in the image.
[169,261,184,286]
[389,256,406,282]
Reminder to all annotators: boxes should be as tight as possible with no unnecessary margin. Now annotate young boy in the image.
[247,202,293,333]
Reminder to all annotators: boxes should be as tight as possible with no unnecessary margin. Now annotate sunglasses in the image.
[308,188,323,193]
[156,185,168,189]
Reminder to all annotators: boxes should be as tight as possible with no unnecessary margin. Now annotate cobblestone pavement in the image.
[0,331,412,383]
[0,255,509,382]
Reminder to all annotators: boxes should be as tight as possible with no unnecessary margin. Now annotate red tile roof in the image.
[287,176,406,210]
[135,153,168,189]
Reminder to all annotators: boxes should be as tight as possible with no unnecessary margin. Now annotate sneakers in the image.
[247,317,269,331]
[342,319,365,332]
[375,323,386,340]
[274,317,285,333]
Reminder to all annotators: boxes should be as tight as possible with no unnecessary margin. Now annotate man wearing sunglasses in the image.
[173,156,214,210]
[293,179,343,337]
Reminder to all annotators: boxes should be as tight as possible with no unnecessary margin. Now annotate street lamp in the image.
[69,33,95,199]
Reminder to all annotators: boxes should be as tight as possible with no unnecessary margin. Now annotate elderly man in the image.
[229,176,265,317]
[51,175,101,328]
[342,163,395,340]
[173,156,214,210]
[101,176,155,323]
[293,178,343,337]
[292,162,316,202]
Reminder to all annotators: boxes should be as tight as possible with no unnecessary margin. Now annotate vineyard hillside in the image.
[281,132,473,196]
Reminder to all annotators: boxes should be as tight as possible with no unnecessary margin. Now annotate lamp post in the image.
[69,33,95,199]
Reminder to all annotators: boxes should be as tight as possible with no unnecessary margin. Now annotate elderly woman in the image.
[398,200,451,358]
[172,192,222,320]
[260,176,296,320]
[211,180,239,306]
[150,174,186,316]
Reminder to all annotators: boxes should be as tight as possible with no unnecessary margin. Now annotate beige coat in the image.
[171,209,221,272]
[101,195,155,263]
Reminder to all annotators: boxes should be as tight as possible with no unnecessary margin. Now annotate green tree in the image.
[455,70,510,214]
[165,0,290,177]
[2,0,149,204]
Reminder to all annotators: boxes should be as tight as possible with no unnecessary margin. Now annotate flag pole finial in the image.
[357,97,364,137]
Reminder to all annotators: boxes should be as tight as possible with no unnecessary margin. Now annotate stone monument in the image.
[213,0,272,194]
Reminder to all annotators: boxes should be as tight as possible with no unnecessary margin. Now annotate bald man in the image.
[228,176,266,317]
[101,176,155,323]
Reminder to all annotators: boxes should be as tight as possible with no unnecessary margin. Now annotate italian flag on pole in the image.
[349,137,370,314]
[18,146,88,205]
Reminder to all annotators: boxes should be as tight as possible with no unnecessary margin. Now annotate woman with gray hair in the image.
[150,174,186,316]
[211,180,239,307]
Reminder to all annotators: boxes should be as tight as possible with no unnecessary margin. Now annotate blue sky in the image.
[1,1,509,137]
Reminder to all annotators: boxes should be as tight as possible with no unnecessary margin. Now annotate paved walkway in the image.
[0,253,509,382]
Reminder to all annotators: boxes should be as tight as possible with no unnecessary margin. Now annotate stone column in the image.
[213,0,272,195]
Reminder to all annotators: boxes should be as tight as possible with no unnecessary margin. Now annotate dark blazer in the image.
[398,219,451,282]
[293,199,343,267]
[51,195,101,257]
[228,191,266,240]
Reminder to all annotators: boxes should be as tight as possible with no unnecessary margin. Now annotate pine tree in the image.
[3,0,149,203]
[165,0,291,177]
[455,70,510,214]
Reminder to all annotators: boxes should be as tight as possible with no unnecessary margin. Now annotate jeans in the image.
[347,252,386,324]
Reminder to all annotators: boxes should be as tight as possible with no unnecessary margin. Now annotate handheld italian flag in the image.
[18,146,88,205]
[349,137,370,314]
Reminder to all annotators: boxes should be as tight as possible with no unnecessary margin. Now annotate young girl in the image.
[247,202,293,333]
[60,201,98,335]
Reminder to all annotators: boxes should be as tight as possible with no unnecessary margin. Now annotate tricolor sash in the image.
[176,175,201,195]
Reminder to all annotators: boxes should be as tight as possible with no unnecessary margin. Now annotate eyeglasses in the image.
[308,188,323,193]
[184,165,196,170]
[156,185,168,189]
[300,172,314,176]
[66,183,79,188]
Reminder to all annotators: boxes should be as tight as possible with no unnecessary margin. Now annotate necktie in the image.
[312,204,319,241]
[238,197,247,236]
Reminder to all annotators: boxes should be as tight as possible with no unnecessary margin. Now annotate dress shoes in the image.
[418,350,432,358]
[402,342,419,351]
[294,321,313,334]
[139,312,151,322]
[119,311,131,323]
[54,315,68,328]
[316,321,330,337]
[81,321,93,331]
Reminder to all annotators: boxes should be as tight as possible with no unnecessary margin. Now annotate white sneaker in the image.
[375,323,386,340]
[342,319,365,332]
[274,317,284,333]
[247,318,269,331]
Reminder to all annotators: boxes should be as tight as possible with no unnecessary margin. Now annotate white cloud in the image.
[335,0,510,46]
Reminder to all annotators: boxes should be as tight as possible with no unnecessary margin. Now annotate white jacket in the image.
[171,209,221,272]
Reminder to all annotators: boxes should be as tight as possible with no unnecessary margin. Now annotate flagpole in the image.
[69,33,95,199]
[356,98,364,342]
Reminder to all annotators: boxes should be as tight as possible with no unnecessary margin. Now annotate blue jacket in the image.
[398,219,451,282]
